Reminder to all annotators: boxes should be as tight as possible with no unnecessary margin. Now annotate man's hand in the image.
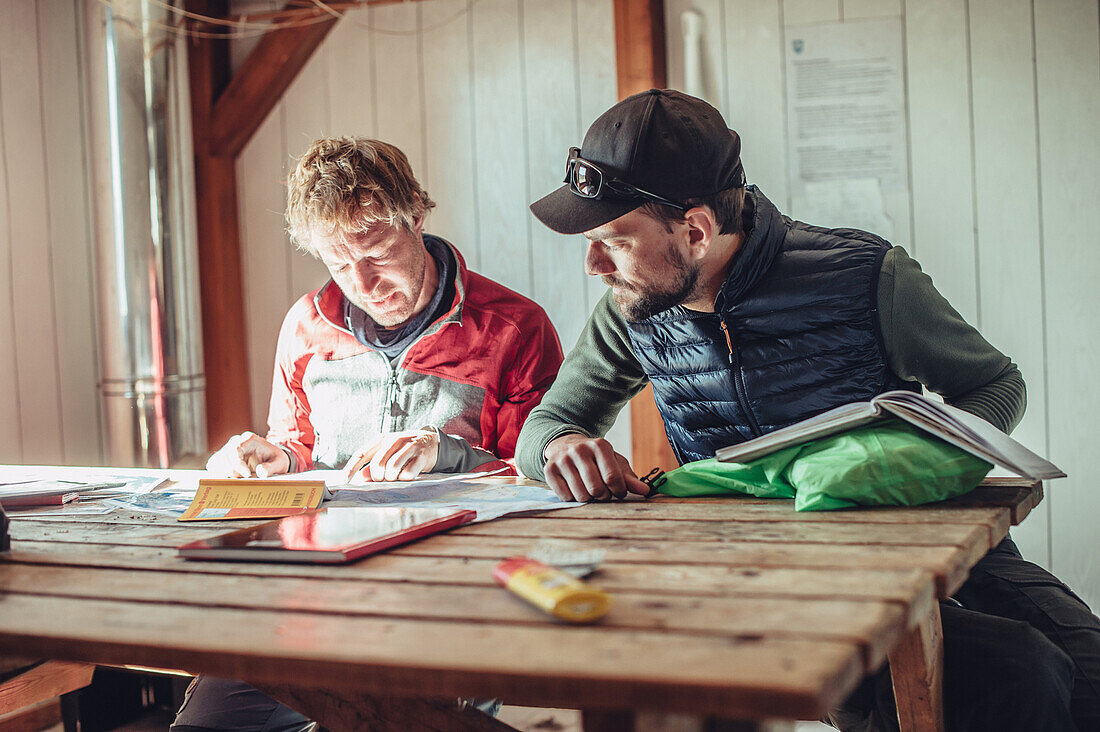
[543,434,651,502]
[343,429,440,483]
[206,432,290,478]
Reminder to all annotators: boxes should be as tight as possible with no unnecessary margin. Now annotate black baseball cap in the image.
[530,89,746,235]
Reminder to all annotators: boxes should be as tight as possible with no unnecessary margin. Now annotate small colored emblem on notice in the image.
[792,39,805,54]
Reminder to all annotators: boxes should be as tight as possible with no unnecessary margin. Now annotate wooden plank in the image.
[946,482,1042,526]
[888,601,944,732]
[0,563,905,668]
[11,534,975,598]
[1034,0,1100,609]
[0,594,863,720]
[2,537,933,606]
[0,697,62,731]
[613,0,666,99]
[459,516,996,548]
[0,661,94,716]
[206,6,339,158]
[562,500,1011,527]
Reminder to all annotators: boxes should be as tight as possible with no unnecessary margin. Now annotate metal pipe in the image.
[82,0,205,467]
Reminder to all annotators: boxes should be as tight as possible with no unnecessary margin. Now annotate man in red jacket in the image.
[177,137,561,732]
[206,137,562,483]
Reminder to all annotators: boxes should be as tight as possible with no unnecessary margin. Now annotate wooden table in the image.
[0,472,1042,731]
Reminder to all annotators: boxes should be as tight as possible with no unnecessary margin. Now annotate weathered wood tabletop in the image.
[0,470,1042,731]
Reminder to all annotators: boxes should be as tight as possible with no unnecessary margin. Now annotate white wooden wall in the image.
[1,0,1096,605]
[666,0,1100,605]
[232,0,631,459]
[0,0,102,467]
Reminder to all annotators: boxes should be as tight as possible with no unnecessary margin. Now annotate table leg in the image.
[253,683,517,732]
[888,600,945,732]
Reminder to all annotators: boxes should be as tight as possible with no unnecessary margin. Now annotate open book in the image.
[714,390,1065,480]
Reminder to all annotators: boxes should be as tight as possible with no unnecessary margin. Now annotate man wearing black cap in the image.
[517,89,1099,730]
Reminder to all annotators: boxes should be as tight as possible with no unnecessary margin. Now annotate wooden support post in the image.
[888,601,945,732]
[612,0,677,475]
[613,0,667,98]
[187,0,252,450]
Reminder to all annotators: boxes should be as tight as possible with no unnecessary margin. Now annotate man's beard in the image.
[607,241,701,322]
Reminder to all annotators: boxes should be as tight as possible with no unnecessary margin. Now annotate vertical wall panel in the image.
[1035,0,1100,606]
[470,0,531,295]
[783,0,841,24]
[841,0,901,19]
[39,0,102,464]
[569,0,631,458]
[904,0,978,321]
[721,1,788,208]
[576,0,618,316]
[968,0,1049,564]
[522,0,587,348]
[371,3,427,176]
[0,71,21,462]
[0,0,65,464]
[326,7,378,137]
[238,108,292,433]
[421,0,479,258]
[281,47,332,303]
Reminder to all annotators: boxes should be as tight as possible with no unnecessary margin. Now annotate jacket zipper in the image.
[382,361,399,432]
[719,317,763,437]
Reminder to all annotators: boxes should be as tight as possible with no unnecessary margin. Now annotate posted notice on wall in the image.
[785,18,908,238]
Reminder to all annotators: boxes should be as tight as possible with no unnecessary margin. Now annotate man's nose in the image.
[584,242,615,276]
[351,265,383,298]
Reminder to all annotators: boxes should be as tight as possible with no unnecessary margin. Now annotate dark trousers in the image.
[830,537,1100,731]
[171,676,503,732]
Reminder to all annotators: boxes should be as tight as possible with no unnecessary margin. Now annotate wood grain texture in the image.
[613,0,667,98]
[0,661,93,716]
[0,472,1048,723]
[888,601,944,732]
[206,8,339,158]
[0,594,863,719]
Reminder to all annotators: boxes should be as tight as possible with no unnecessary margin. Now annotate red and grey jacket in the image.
[265,239,563,472]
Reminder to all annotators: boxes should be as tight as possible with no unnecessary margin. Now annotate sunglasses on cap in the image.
[565,147,687,211]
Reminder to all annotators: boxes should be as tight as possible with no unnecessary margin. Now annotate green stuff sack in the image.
[655,419,993,511]
[653,446,802,500]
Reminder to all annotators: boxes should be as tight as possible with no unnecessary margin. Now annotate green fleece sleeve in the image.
[515,290,649,480]
[879,247,1026,433]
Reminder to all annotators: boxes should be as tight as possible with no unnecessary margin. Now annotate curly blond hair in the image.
[286,137,435,255]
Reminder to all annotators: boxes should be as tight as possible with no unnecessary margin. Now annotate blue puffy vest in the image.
[625,187,912,464]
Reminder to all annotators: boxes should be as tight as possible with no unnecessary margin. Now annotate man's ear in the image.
[682,206,717,261]
[412,214,426,236]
